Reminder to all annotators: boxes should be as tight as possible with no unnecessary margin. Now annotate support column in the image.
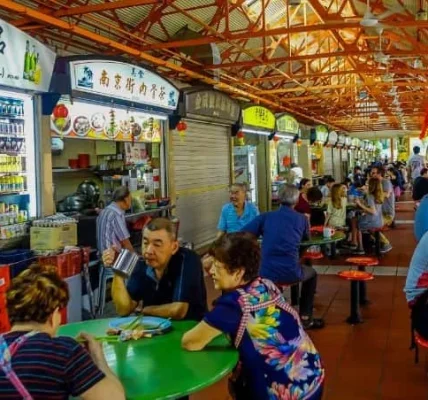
[298,139,312,180]
[39,115,55,216]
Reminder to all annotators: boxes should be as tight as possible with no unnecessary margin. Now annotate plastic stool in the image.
[98,266,114,317]
[414,332,428,375]
[338,268,374,324]
[346,256,378,306]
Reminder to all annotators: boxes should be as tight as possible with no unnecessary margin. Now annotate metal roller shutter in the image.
[172,120,231,249]
[323,147,333,177]
[333,148,342,182]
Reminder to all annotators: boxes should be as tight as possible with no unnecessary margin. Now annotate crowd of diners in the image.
[1,146,428,399]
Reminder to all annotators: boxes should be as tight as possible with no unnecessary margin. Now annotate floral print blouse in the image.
[204,278,325,400]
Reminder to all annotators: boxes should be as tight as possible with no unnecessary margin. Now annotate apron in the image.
[0,331,38,400]
[229,279,302,400]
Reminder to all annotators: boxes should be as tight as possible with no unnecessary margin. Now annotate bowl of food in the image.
[51,104,72,136]
[91,113,106,133]
[73,116,90,137]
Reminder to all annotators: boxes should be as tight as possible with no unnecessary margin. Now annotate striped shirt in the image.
[217,202,259,233]
[96,202,130,253]
[0,332,105,399]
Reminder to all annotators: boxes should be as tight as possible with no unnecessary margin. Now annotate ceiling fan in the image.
[360,0,405,28]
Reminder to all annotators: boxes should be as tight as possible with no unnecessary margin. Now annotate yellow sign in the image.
[315,125,328,143]
[276,114,299,135]
[242,106,275,131]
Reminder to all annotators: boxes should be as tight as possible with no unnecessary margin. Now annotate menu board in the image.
[50,97,162,142]
[0,18,56,92]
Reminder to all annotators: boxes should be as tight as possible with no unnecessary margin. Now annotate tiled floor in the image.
[192,193,428,400]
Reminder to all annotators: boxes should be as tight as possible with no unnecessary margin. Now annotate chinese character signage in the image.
[69,60,179,111]
[0,18,56,92]
[315,125,328,144]
[184,89,240,124]
[276,114,299,135]
[50,97,162,143]
[351,138,360,148]
[242,106,275,131]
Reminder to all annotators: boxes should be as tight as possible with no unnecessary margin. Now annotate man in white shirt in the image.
[408,146,426,184]
[290,163,303,186]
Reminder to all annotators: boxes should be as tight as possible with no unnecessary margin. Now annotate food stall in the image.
[270,113,300,205]
[344,136,352,175]
[0,18,56,247]
[310,125,328,184]
[236,105,275,211]
[170,88,240,249]
[335,134,346,182]
[49,56,179,248]
[324,130,338,179]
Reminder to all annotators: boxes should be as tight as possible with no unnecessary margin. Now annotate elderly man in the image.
[241,184,324,330]
[217,183,259,237]
[103,218,207,320]
[370,166,394,253]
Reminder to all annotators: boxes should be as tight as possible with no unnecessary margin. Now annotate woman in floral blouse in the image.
[182,232,324,400]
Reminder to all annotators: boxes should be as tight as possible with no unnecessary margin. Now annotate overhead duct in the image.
[171,26,221,82]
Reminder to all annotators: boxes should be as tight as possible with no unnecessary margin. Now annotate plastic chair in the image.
[415,332,428,375]
[98,266,114,317]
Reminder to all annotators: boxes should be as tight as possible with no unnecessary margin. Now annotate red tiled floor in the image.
[192,194,428,400]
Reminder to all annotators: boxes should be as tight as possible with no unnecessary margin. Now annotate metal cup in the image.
[111,249,139,278]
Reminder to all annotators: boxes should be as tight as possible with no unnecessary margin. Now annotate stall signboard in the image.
[242,106,275,131]
[183,89,240,124]
[351,138,360,149]
[69,60,179,111]
[336,134,346,147]
[276,114,300,135]
[326,131,338,147]
[50,97,162,143]
[0,18,56,92]
[345,136,352,148]
[314,125,328,144]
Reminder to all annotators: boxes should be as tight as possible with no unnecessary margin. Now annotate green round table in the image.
[58,319,238,400]
[300,231,346,247]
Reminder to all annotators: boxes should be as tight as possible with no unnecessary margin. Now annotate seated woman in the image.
[325,183,347,228]
[0,264,125,400]
[294,178,312,218]
[352,178,384,255]
[182,233,325,400]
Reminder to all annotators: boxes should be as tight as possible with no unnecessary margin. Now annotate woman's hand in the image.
[77,332,108,369]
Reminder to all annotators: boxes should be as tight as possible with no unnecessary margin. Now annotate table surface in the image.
[59,319,238,400]
[300,230,346,246]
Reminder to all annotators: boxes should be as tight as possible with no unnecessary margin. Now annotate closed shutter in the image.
[172,120,230,249]
[323,147,333,177]
[333,148,342,181]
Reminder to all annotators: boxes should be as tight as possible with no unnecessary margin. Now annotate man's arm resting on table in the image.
[143,302,189,320]
[112,275,137,316]
[181,321,222,351]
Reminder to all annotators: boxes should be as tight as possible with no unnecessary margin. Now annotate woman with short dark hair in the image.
[0,264,125,400]
[182,233,325,400]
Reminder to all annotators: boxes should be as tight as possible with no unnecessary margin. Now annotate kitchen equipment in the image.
[76,180,100,206]
[78,153,90,168]
[68,159,79,169]
[57,195,89,212]
[111,249,139,278]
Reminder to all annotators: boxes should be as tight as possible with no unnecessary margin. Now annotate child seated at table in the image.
[351,178,384,255]
[182,233,325,400]
[325,183,347,228]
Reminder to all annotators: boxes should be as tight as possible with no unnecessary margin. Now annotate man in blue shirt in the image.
[242,184,324,330]
[103,218,208,321]
[217,183,259,237]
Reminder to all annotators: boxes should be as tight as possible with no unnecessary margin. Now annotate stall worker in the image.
[182,233,325,400]
[103,218,207,321]
[370,167,393,253]
[241,184,324,330]
[217,183,259,238]
[0,264,125,400]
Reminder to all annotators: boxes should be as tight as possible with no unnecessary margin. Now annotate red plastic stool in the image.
[338,268,374,325]
[415,332,428,375]
[302,251,324,261]
[346,256,378,307]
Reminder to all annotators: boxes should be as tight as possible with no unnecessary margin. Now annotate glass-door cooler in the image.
[0,90,37,240]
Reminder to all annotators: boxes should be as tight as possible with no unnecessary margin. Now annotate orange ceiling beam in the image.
[0,0,346,131]
[13,0,159,27]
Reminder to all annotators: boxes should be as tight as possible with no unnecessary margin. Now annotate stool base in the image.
[347,280,364,325]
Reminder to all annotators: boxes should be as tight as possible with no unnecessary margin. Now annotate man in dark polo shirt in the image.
[103,218,207,321]
[241,184,324,330]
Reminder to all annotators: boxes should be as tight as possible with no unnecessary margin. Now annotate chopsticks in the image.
[123,315,141,330]
[76,336,120,343]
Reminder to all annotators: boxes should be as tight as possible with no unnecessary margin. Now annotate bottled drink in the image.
[34,54,42,85]
[29,46,36,81]
[23,41,30,80]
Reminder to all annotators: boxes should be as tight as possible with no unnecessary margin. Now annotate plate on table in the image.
[109,316,172,334]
